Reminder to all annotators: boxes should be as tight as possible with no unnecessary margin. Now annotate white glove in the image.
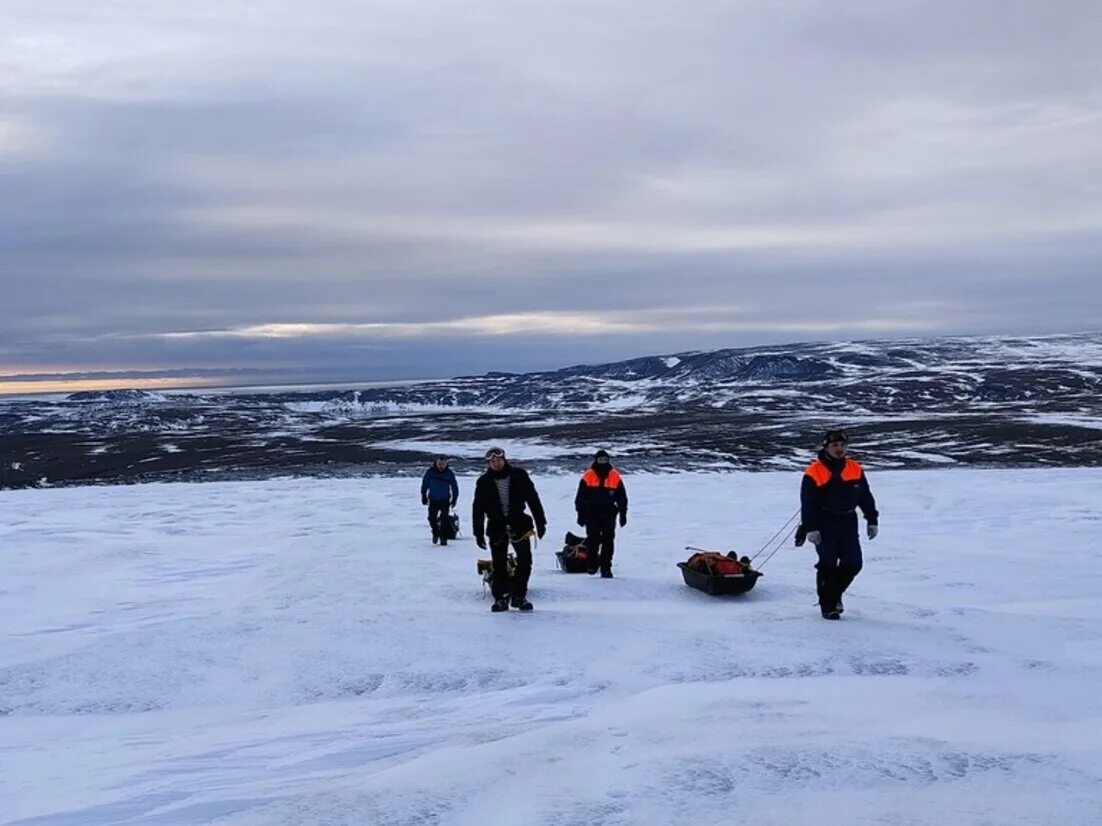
[806,530,822,546]
[867,524,878,540]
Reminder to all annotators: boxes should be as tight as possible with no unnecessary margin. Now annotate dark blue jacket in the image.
[421,465,459,503]
[574,464,628,515]
[800,451,878,532]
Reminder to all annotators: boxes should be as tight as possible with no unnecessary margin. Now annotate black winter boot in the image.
[491,596,510,612]
[834,565,861,614]
[816,566,842,619]
[510,595,533,612]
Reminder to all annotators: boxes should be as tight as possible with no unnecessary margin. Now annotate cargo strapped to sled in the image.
[685,552,746,575]
[556,533,591,572]
[678,547,762,596]
[442,513,460,540]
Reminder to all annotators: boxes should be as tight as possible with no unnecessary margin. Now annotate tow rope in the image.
[748,507,801,570]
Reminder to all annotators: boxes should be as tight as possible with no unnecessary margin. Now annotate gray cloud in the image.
[2,0,1101,387]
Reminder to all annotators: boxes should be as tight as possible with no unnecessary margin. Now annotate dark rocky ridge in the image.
[2,333,1100,488]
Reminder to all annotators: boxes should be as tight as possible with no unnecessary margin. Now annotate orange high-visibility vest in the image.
[804,458,863,487]
[581,468,623,489]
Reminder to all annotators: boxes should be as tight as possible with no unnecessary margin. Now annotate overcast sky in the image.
[2,0,1101,391]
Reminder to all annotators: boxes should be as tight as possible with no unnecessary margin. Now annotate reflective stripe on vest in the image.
[804,458,862,486]
[581,468,622,488]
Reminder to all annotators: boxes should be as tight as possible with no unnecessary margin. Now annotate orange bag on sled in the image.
[678,550,762,596]
[556,531,591,573]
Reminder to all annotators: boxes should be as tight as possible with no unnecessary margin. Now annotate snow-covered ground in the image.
[2,469,1101,825]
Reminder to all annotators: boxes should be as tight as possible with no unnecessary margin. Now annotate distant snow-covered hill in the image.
[2,333,1100,486]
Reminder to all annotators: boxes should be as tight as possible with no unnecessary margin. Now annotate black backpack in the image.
[556,531,591,573]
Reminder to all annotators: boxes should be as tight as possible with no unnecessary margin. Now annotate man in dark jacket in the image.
[574,449,628,578]
[421,455,459,545]
[472,446,547,612]
[799,429,879,620]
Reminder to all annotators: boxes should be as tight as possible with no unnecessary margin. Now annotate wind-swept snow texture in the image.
[3,469,1101,825]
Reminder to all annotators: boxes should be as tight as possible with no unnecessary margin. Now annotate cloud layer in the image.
[3,0,1101,387]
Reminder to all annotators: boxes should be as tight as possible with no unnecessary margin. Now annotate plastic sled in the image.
[677,555,762,596]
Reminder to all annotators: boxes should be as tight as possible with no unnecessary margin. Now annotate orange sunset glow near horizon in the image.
[0,376,237,397]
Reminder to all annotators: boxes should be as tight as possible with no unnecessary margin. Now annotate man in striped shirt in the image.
[472,447,548,612]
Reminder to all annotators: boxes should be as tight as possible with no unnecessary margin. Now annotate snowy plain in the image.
[2,468,1102,825]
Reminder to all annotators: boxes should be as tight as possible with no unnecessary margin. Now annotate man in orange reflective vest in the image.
[574,449,628,578]
[799,429,878,620]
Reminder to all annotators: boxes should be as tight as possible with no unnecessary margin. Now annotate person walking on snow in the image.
[421,455,458,545]
[472,447,547,612]
[575,449,628,578]
[799,429,878,620]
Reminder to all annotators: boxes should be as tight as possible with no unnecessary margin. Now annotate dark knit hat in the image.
[594,449,610,463]
[822,429,849,446]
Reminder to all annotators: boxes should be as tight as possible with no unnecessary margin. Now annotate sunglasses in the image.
[485,448,506,460]
[596,456,610,464]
